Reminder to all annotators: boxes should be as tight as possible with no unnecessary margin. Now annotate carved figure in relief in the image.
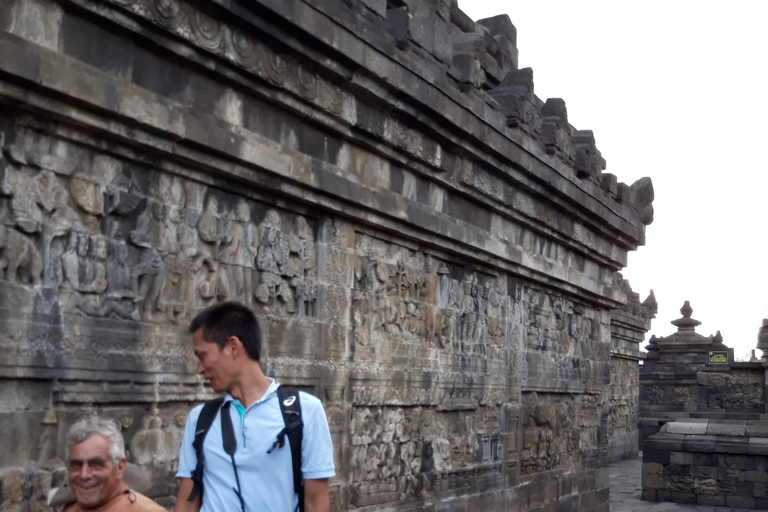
[0,224,43,284]
[9,173,47,234]
[133,248,165,321]
[61,232,107,293]
[255,210,292,308]
[459,277,477,350]
[78,241,138,320]
[219,201,258,305]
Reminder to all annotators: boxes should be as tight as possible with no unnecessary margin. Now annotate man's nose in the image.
[197,361,205,374]
[77,464,93,479]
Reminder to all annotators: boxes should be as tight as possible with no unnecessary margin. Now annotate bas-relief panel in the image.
[608,357,638,433]
[0,123,321,366]
[520,391,602,475]
[507,279,610,391]
[351,233,507,362]
[703,371,764,411]
[348,393,503,506]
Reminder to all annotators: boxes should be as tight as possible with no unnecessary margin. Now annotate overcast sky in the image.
[459,1,768,358]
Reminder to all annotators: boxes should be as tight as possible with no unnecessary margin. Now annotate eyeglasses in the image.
[68,458,111,472]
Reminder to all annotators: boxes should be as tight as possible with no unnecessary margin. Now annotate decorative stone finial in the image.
[712,330,727,349]
[642,290,658,315]
[670,301,702,332]
[756,318,768,355]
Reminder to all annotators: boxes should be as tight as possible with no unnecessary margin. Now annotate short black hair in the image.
[189,302,262,362]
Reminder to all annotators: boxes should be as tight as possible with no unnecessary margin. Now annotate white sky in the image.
[459,1,768,358]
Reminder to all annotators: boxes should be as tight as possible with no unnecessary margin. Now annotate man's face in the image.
[193,328,234,392]
[68,434,126,509]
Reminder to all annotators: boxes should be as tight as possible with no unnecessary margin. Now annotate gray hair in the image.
[67,416,126,465]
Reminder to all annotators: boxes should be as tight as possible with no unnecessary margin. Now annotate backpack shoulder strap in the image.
[276,386,304,512]
[188,397,225,503]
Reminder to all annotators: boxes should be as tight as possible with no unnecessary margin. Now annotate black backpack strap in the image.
[188,397,225,503]
[220,401,246,512]
[268,386,304,512]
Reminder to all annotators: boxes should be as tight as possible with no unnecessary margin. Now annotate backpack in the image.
[187,387,304,512]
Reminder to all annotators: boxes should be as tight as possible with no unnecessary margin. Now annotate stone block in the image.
[692,452,718,466]
[669,451,693,465]
[670,491,696,504]
[707,422,747,436]
[666,463,690,476]
[748,438,768,455]
[642,462,664,475]
[683,434,716,451]
[360,0,386,18]
[690,465,717,478]
[746,421,768,437]
[693,476,717,495]
[757,497,768,510]
[696,494,725,506]
[60,12,134,80]
[738,480,757,497]
[642,473,668,490]
[726,495,756,509]
[640,488,656,501]
[0,30,42,84]
[663,421,707,435]
[714,436,749,453]
[385,7,409,44]
[6,0,62,51]
[554,495,577,512]
[748,470,768,483]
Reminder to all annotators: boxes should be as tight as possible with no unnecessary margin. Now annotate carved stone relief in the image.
[703,371,764,410]
[0,126,320,331]
[520,392,601,474]
[352,234,505,359]
[608,357,638,432]
[349,403,500,506]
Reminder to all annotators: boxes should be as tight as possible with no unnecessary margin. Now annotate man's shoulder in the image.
[294,390,324,411]
[274,387,325,414]
[184,402,207,425]
[130,490,169,511]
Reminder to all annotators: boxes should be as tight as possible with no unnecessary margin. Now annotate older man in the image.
[64,416,165,511]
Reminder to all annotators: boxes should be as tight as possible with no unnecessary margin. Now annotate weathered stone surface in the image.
[0,1,654,511]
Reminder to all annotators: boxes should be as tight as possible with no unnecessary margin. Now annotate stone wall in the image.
[0,0,653,511]
[643,419,768,509]
[608,278,655,462]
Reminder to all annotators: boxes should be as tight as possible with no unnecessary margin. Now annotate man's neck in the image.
[227,361,271,409]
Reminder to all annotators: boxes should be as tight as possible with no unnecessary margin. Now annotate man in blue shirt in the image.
[174,302,335,512]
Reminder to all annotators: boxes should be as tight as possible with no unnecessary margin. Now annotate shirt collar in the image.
[225,377,279,412]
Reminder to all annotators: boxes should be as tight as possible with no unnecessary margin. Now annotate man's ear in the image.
[115,458,127,480]
[228,336,244,359]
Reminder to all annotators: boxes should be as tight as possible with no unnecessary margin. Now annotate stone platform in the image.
[611,456,754,512]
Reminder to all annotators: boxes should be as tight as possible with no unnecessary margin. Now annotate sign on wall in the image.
[709,351,729,364]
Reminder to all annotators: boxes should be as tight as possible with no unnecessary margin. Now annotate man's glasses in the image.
[68,458,111,472]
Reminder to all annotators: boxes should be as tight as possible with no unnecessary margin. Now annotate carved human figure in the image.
[0,224,43,285]
[255,210,291,308]
[79,241,139,320]
[133,248,165,321]
[61,232,107,294]
[198,258,230,303]
[219,201,258,305]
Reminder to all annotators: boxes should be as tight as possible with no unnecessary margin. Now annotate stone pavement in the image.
[609,457,755,512]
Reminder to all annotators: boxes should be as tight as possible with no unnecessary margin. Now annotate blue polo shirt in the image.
[176,379,335,512]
